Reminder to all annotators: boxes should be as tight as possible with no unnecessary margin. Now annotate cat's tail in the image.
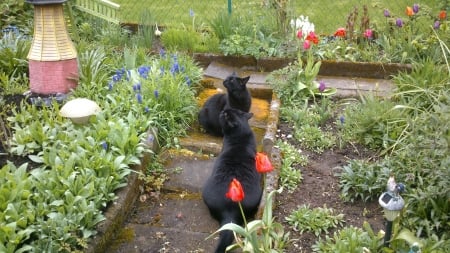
[214,227,235,253]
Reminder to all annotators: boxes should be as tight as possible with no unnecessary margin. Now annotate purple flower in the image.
[318,81,326,92]
[112,74,121,83]
[101,141,108,150]
[434,20,440,29]
[396,18,403,27]
[136,93,142,103]
[189,8,195,17]
[170,62,180,74]
[154,90,159,98]
[144,106,149,113]
[132,84,138,91]
[339,116,345,124]
[413,4,419,14]
[108,81,114,91]
[384,9,390,17]
[138,66,150,78]
[160,66,165,75]
[185,76,191,86]
[159,48,166,57]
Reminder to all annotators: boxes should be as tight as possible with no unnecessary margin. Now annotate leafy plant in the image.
[392,60,449,114]
[339,94,407,151]
[161,28,201,52]
[267,52,336,106]
[312,222,383,252]
[285,204,345,236]
[0,0,33,34]
[209,11,240,41]
[334,159,390,203]
[210,188,290,252]
[294,124,336,153]
[0,31,30,78]
[0,163,35,253]
[276,140,306,192]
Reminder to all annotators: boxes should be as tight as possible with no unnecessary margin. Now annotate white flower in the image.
[154,23,162,37]
[290,15,315,39]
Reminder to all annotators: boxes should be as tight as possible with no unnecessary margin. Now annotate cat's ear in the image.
[241,76,250,85]
[245,112,253,120]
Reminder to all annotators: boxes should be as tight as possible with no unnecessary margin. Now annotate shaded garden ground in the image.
[273,120,385,252]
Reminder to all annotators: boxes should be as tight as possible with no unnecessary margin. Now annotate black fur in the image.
[198,73,251,136]
[202,108,262,253]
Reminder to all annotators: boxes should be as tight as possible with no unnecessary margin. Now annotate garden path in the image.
[103,61,394,253]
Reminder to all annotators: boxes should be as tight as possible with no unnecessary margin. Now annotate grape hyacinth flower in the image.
[185,76,192,86]
[154,90,159,98]
[339,116,345,124]
[101,141,108,150]
[170,62,180,74]
[136,93,142,103]
[145,106,149,113]
[396,18,404,27]
[138,66,150,79]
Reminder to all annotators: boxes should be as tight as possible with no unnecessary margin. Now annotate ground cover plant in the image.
[0,27,203,251]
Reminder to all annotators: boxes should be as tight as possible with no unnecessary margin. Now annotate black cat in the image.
[198,73,251,136]
[202,108,262,253]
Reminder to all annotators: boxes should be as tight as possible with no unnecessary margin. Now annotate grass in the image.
[114,0,443,34]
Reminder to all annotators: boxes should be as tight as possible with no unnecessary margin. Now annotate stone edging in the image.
[193,53,412,79]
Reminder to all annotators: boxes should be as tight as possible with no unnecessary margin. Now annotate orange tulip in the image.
[439,10,447,20]
[255,152,274,173]
[225,178,245,202]
[406,6,414,16]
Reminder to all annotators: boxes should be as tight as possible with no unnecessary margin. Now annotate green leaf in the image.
[27,154,43,164]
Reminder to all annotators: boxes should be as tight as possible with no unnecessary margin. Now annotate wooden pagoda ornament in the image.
[27,0,78,94]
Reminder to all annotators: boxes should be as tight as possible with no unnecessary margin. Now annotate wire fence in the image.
[108,0,447,34]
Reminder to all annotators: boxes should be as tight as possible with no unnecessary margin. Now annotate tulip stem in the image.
[238,202,247,228]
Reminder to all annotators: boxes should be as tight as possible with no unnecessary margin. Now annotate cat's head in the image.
[223,72,250,91]
[219,108,253,136]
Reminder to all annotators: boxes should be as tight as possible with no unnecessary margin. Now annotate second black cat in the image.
[198,73,251,136]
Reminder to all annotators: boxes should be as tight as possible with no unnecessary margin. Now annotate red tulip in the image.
[225,178,245,202]
[439,10,447,20]
[334,28,346,38]
[306,31,319,44]
[255,152,273,173]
